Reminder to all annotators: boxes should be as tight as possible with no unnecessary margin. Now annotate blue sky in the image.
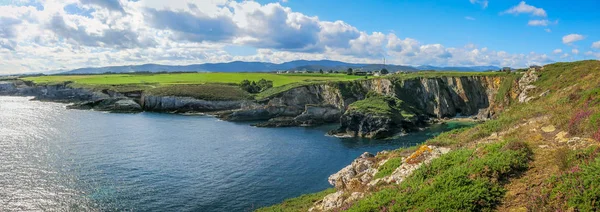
[262,0,600,58]
[0,0,599,74]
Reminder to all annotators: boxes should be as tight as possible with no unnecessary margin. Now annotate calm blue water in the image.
[0,96,471,211]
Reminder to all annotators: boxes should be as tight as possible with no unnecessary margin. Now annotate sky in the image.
[0,0,599,74]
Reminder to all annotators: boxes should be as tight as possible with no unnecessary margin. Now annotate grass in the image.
[23,73,364,87]
[254,188,336,212]
[22,71,509,101]
[146,84,252,101]
[374,157,403,179]
[347,140,531,211]
[495,73,519,103]
[347,95,417,119]
[527,145,600,211]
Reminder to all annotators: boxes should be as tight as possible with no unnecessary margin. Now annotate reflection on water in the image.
[0,96,474,211]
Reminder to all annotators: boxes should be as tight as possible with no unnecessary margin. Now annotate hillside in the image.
[60,60,499,74]
[257,60,600,211]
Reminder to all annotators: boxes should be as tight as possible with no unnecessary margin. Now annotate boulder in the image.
[68,98,142,113]
[294,105,342,126]
[328,152,377,190]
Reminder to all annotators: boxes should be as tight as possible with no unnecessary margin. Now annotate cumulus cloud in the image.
[80,0,125,13]
[572,49,579,55]
[562,34,585,44]
[592,41,600,49]
[553,49,562,54]
[465,16,476,21]
[0,0,563,74]
[145,8,239,43]
[47,14,154,48]
[503,1,547,17]
[230,2,321,51]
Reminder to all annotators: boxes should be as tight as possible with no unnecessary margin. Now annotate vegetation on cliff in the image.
[22,72,363,87]
[254,188,336,212]
[145,84,253,101]
[349,140,531,211]
[22,71,506,101]
[347,94,417,119]
[259,60,600,211]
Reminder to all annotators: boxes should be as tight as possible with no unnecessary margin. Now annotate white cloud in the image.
[469,0,488,9]
[592,41,600,49]
[503,1,547,17]
[553,49,562,54]
[561,53,570,59]
[528,19,548,26]
[572,49,579,55]
[0,0,560,74]
[562,34,585,44]
[545,28,551,33]
[465,16,476,21]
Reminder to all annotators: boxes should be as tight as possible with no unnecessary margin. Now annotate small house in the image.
[530,65,542,71]
[502,67,512,73]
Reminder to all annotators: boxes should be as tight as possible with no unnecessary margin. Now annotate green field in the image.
[23,73,364,87]
[22,71,508,100]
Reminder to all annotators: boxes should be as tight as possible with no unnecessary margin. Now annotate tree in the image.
[319,69,324,74]
[257,78,273,91]
[347,68,353,75]
[380,68,389,75]
[241,79,273,93]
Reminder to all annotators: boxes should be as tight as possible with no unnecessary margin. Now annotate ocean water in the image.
[0,96,472,211]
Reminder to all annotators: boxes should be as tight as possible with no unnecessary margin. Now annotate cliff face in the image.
[225,76,503,133]
[0,75,505,133]
[141,95,245,113]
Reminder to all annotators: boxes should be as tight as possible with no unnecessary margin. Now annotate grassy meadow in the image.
[22,73,364,87]
[22,71,506,100]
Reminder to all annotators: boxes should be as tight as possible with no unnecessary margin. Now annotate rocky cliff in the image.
[223,75,504,137]
[0,74,508,135]
[141,95,245,113]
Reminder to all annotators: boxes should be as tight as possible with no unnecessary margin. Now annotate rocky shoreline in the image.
[0,74,519,139]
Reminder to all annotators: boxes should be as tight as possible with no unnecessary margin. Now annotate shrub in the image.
[347,141,531,211]
[255,188,336,212]
[547,158,600,211]
[569,109,592,134]
[240,79,273,93]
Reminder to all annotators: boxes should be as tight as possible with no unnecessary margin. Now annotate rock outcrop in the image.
[310,145,451,211]
[141,95,245,113]
[68,98,142,113]
[222,76,503,132]
[517,67,541,103]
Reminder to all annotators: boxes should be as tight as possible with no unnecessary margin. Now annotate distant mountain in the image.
[60,60,499,74]
[416,65,501,72]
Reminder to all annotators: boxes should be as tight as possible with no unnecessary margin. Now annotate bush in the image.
[347,141,531,211]
[240,79,273,93]
[255,188,336,212]
[547,157,600,211]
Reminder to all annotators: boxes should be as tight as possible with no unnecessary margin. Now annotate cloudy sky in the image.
[0,0,599,74]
